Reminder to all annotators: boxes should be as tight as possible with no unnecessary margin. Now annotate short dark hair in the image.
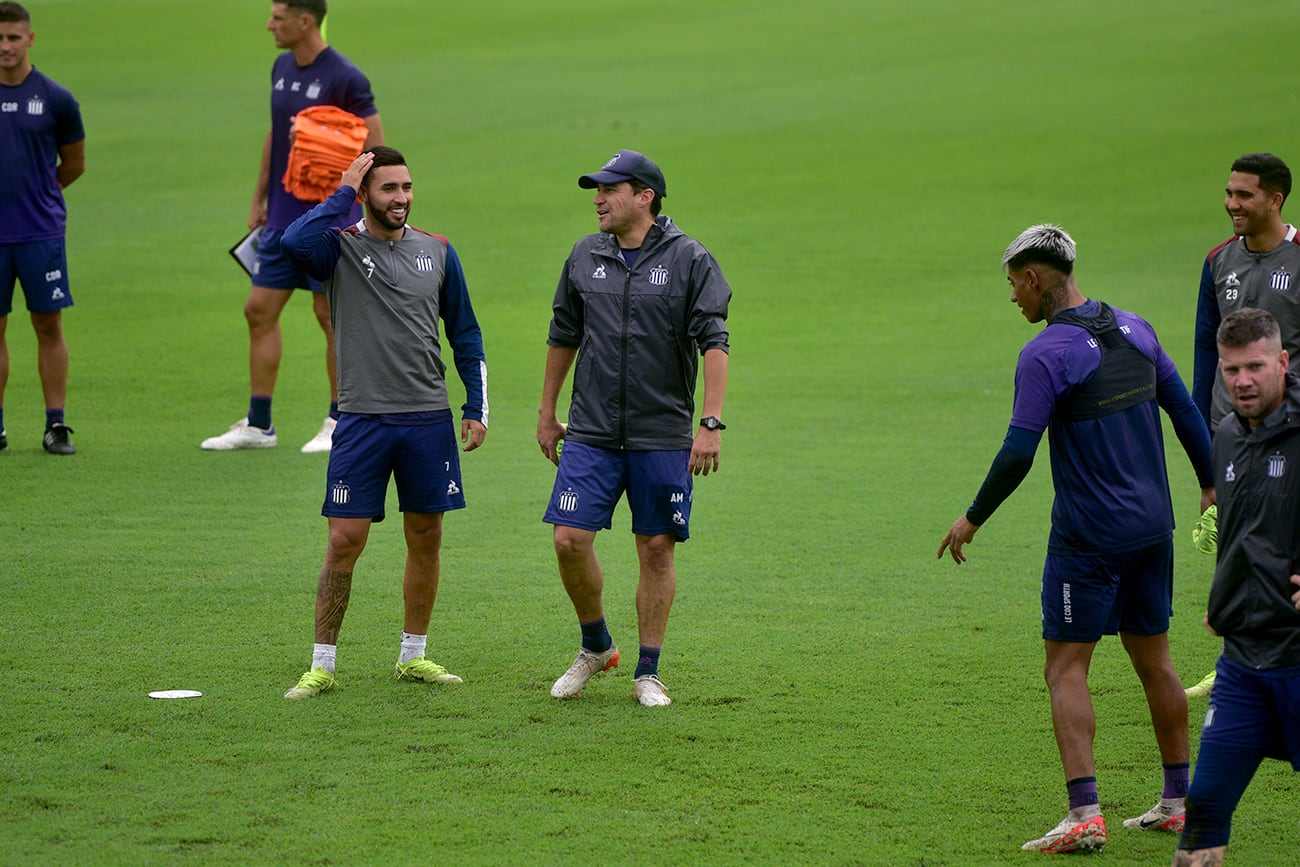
[1218,307,1281,350]
[282,0,327,27]
[361,146,407,190]
[629,180,662,217]
[0,2,31,24]
[1232,152,1292,204]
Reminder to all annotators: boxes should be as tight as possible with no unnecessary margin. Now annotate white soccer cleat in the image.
[201,418,277,450]
[550,646,619,698]
[301,416,336,453]
[633,674,672,707]
[1021,813,1107,853]
[1122,798,1185,832]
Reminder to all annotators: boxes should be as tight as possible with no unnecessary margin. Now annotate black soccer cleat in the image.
[0,428,7,452]
[42,423,76,455]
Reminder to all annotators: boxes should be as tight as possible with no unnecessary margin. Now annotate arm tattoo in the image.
[315,569,353,645]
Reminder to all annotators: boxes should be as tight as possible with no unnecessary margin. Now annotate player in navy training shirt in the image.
[201,0,383,454]
[0,1,84,455]
[938,224,1215,855]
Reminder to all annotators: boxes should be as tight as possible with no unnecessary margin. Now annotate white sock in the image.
[312,643,337,673]
[400,632,427,664]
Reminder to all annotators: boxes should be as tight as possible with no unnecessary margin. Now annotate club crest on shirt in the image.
[1270,270,1293,292]
[1268,454,1286,478]
[306,81,321,100]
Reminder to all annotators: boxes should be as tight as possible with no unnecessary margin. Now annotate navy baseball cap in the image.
[578,150,667,199]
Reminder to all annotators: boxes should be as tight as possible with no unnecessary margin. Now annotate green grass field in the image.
[3,1,1298,863]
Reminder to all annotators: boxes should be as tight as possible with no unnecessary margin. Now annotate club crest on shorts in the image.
[557,487,579,512]
[331,482,350,505]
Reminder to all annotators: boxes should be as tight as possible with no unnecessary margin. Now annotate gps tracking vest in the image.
[1051,303,1157,421]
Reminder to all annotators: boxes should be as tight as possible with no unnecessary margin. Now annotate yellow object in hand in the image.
[1192,504,1217,555]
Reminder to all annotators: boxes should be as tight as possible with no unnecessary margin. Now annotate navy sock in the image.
[1162,762,1190,799]
[45,408,64,430]
[633,645,661,679]
[579,617,612,653]
[1067,776,1099,811]
[329,400,339,421]
[248,396,272,430]
[0,405,5,432]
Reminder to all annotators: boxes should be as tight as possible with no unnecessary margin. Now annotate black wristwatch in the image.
[699,416,726,431]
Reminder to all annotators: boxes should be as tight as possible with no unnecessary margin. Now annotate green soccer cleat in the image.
[395,656,463,685]
[1192,504,1217,555]
[284,666,335,700]
[1185,670,1216,699]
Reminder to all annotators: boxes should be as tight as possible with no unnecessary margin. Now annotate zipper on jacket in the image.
[619,265,631,448]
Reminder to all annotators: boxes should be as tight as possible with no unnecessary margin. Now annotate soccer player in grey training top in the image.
[1193,153,1300,430]
[201,0,383,454]
[278,147,488,700]
[1185,154,1300,700]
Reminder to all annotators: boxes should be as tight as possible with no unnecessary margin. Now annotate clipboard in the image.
[229,226,264,277]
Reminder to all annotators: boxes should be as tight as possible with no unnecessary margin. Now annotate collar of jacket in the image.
[594,215,678,257]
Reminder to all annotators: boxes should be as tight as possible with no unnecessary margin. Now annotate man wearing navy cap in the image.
[538,150,732,707]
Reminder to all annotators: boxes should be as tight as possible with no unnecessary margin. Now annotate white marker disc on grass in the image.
[148,690,203,699]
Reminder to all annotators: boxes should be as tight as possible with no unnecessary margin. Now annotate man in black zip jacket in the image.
[1175,307,1300,866]
[537,150,731,708]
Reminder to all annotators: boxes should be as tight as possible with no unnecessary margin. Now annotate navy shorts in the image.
[1040,540,1173,641]
[543,441,692,541]
[254,227,324,293]
[322,411,465,523]
[0,239,74,316]
[1200,654,1300,770]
